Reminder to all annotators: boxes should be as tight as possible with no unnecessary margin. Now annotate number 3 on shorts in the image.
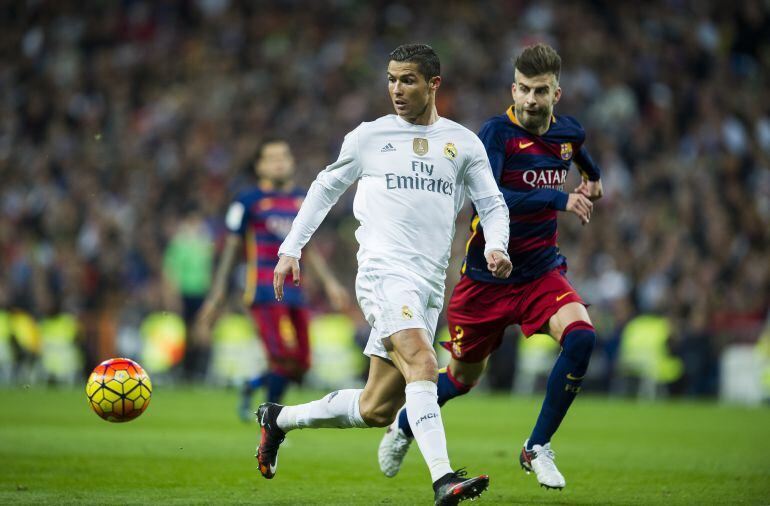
[451,325,464,357]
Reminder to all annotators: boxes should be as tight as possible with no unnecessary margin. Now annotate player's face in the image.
[387,61,440,122]
[512,70,561,133]
[256,142,295,183]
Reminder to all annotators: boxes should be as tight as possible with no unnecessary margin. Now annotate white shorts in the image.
[356,268,444,360]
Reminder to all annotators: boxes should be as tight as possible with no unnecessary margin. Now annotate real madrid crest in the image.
[401,305,413,320]
[413,138,429,156]
[443,142,457,159]
[560,142,573,160]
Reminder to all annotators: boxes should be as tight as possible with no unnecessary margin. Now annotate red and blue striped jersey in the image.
[462,106,600,284]
[225,183,306,306]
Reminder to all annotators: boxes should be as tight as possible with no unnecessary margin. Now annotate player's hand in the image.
[575,179,603,201]
[324,279,351,311]
[566,193,593,225]
[274,255,300,302]
[486,250,513,279]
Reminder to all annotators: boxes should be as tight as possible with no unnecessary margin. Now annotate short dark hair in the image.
[514,43,561,81]
[388,44,440,80]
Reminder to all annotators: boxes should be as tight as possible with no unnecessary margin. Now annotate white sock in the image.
[405,380,453,482]
[276,389,368,432]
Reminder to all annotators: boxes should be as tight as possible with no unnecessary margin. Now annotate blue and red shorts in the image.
[250,305,311,378]
[443,266,584,363]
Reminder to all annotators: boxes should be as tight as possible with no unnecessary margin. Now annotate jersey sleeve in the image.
[224,194,250,235]
[278,127,363,258]
[461,136,509,256]
[477,120,506,183]
[463,135,505,201]
[573,144,601,181]
[477,120,569,214]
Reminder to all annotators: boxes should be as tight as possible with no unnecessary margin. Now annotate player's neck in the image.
[259,178,292,192]
[402,104,439,126]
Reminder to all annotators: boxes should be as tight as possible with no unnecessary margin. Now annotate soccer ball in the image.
[85,358,152,422]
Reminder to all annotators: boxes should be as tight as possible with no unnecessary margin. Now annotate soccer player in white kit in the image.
[257,44,512,505]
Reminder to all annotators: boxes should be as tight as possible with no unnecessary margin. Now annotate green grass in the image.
[0,386,768,505]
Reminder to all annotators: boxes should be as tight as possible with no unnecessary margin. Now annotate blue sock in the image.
[528,323,595,448]
[265,371,290,404]
[398,367,473,438]
[245,373,268,391]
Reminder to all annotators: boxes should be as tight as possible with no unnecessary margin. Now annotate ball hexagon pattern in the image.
[86,358,152,422]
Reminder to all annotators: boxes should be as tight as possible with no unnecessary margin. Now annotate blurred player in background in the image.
[196,139,349,419]
[259,44,512,505]
[379,43,603,491]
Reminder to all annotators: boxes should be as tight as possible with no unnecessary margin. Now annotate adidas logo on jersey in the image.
[381,143,396,152]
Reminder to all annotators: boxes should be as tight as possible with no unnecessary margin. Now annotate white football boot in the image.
[378,415,413,477]
[519,439,566,489]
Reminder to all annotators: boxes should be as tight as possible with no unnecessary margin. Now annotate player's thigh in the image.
[359,355,407,425]
[546,302,592,342]
[251,306,286,357]
[445,276,513,365]
[518,267,587,340]
[288,307,311,355]
[386,327,438,383]
[288,307,310,344]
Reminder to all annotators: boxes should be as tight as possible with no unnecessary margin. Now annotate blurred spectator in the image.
[162,208,214,379]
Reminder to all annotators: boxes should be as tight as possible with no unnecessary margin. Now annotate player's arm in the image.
[464,139,513,279]
[573,145,603,201]
[195,233,241,341]
[274,128,363,301]
[196,198,249,338]
[478,122,592,224]
[304,245,351,311]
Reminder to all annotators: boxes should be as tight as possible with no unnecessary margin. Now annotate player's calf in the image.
[378,367,474,477]
[399,366,474,438]
[528,321,595,447]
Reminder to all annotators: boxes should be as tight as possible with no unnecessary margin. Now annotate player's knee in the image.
[448,360,485,387]
[561,322,595,361]
[404,350,438,383]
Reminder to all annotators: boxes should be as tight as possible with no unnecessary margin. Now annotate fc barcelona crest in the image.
[413,138,429,156]
[560,142,573,160]
[443,142,458,159]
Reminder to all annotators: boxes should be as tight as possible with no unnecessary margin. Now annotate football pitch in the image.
[1,387,768,505]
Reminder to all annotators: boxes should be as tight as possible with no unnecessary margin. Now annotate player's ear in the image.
[553,85,562,105]
[510,82,516,100]
[429,75,441,92]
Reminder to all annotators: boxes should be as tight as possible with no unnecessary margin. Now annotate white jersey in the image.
[279,114,509,286]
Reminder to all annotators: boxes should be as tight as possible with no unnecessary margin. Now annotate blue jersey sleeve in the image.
[573,145,601,181]
[477,121,569,214]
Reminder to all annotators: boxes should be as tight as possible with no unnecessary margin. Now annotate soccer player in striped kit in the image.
[196,139,349,417]
[379,43,603,491]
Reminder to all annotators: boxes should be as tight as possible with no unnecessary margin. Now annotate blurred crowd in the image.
[1,0,768,395]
